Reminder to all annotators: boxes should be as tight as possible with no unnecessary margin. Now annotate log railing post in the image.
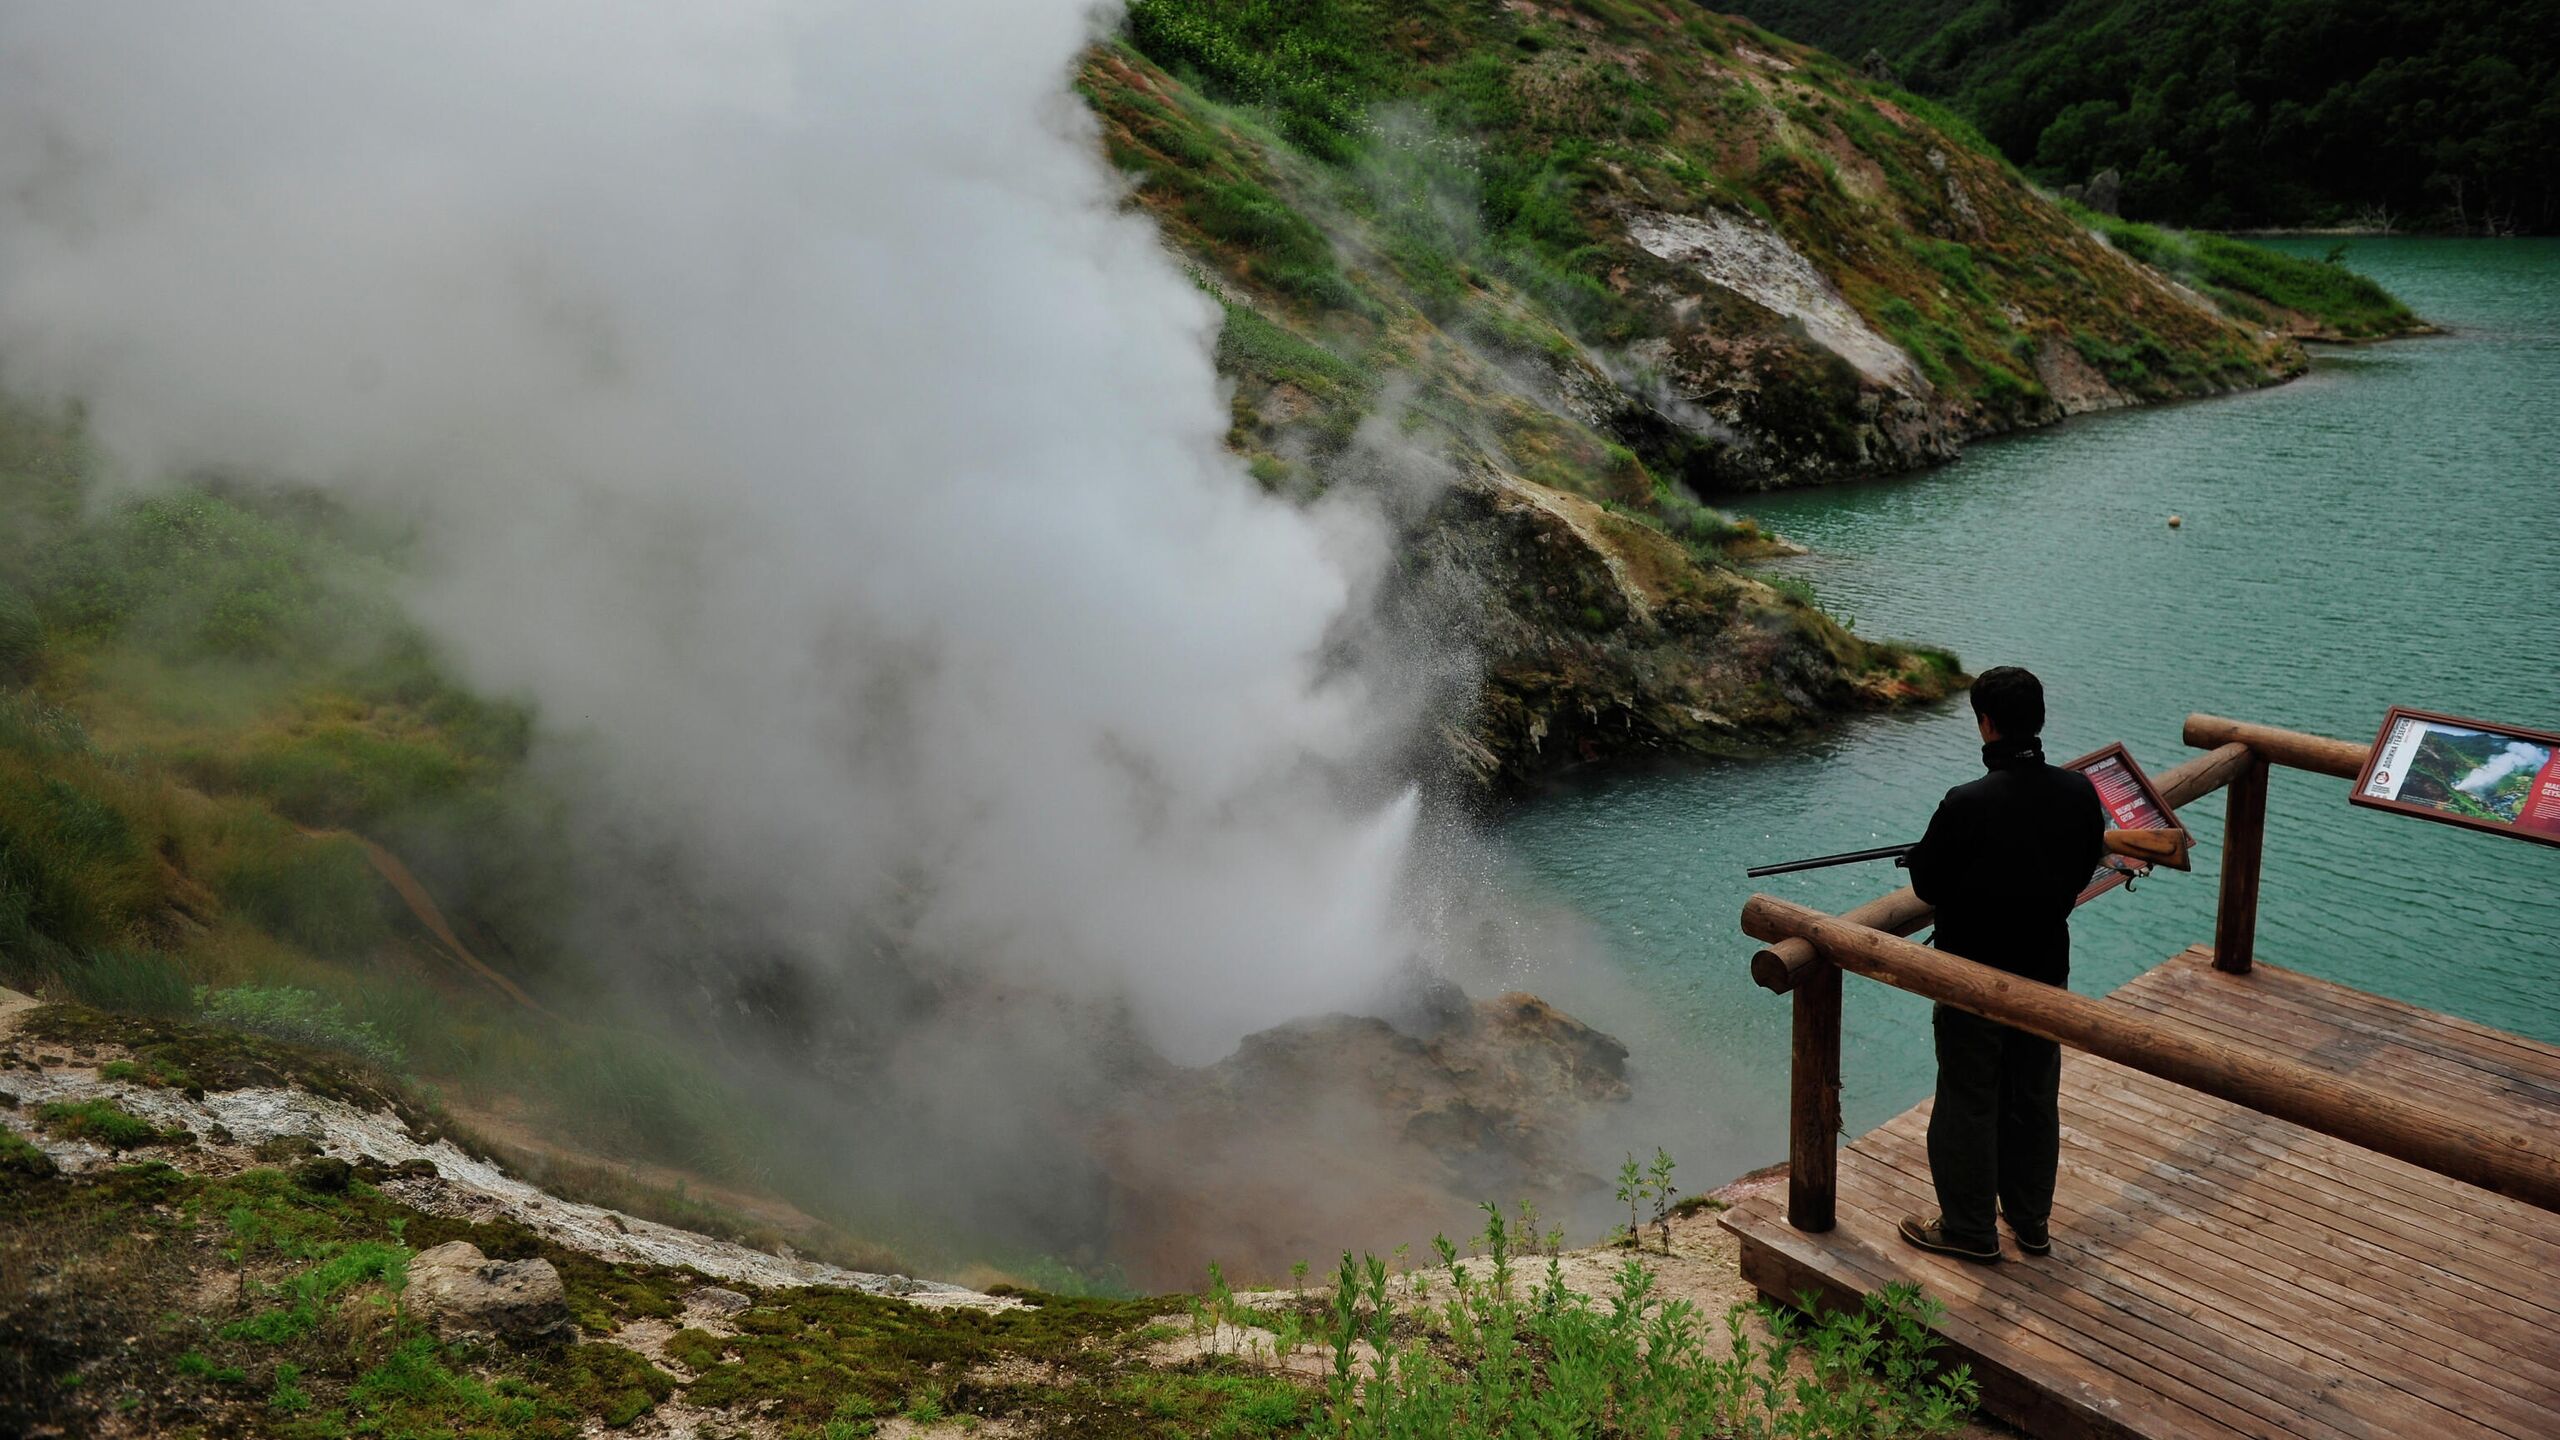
[1788,960,1842,1231]
[2214,752,2269,973]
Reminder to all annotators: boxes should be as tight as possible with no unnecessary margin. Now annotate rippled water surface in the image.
[1499,238,2560,1181]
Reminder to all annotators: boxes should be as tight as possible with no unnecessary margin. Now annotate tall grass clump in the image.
[56,947,197,1017]
[1314,1207,1977,1437]
[195,812,392,958]
[0,733,170,962]
[196,983,406,1067]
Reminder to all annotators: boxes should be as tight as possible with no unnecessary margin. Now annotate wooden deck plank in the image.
[1836,1154,2522,1440]
[2108,985,2560,1123]
[1851,1099,2559,1427]
[2156,951,2560,1085]
[2122,961,2560,1108]
[2073,1073,2560,1269]
[1855,1105,2560,1395]
[1724,946,2560,1440]
[2050,1081,2560,1326]
[2057,1058,2560,1279]
[1854,1127,2560,1417]
[1827,1164,2383,1440]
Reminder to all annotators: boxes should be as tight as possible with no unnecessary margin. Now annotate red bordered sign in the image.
[2060,742,2187,904]
[2351,707,2560,849]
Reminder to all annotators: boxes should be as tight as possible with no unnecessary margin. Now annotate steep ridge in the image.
[1081,0,2406,780]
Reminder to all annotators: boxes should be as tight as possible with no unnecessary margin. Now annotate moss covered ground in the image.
[0,1153,1295,1439]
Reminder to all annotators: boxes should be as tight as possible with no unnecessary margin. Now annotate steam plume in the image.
[0,3,1429,1061]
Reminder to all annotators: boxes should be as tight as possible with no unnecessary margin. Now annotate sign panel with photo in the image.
[2061,743,2186,904]
[2352,707,2560,848]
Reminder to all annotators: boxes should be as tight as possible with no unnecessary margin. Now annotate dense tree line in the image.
[1734,0,2560,232]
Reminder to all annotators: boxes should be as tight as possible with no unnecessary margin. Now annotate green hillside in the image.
[1085,0,2431,774]
[1735,0,2560,233]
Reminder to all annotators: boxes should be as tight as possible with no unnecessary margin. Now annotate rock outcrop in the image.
[403,1240,572,1344]
[1098,989,1636,1288]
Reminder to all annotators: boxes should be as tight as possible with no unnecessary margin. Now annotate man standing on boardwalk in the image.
[1897,666,2105,1263]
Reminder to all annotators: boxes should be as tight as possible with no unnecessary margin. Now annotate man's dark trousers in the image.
[1926,1003,2060,1250]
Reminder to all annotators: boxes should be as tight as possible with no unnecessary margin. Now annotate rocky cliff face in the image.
[1086,1,2351,782]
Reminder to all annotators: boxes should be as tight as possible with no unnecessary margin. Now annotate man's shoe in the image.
[1898,1215,2001,1264]
[2005,1217,2052,1257]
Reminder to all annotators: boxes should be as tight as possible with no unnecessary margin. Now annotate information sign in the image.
[2061,742,2186,904]
[2352,708,2560,848]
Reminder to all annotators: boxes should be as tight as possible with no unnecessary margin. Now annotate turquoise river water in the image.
[1498,238,2560,1185]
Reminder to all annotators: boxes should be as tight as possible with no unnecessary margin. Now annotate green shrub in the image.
[1216,304,1369,399]
[534,1029,764,1181]
[1768,575,1819,608]
[224,1237,410,1344]
[196,984,406,1067]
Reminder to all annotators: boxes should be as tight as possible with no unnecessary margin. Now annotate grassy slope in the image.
[1733,0,2558,234]
[0,1005,1975,1439]
[0,403,956,1269]
[1099,0,2341,471]
[1080,0,2430,774]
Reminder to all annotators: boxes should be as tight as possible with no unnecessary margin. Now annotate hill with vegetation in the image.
[1093,0,2423,772]
[1734,0,2559,233]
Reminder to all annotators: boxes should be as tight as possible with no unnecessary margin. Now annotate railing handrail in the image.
[1741,892,2560,1215]
[2181,713,2367,778]
[1750,737,2257,994]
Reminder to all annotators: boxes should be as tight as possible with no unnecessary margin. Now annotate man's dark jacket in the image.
[1905,737,2107,985]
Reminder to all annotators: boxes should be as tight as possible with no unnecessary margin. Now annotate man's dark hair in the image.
[1971,665,2045,739]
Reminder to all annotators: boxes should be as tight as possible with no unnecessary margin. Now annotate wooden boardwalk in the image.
[1723,945,2560,1440]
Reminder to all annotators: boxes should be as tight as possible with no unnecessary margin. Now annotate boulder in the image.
[404,1240,569,1344]
[1859,48,1899,86]
[2085,167,2123,216]
[684,1285,752,1318]
[293,1156,353,1193]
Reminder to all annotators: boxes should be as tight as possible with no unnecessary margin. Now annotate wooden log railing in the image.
[1748,712,2521,1233]
[1742,894,2560,1215]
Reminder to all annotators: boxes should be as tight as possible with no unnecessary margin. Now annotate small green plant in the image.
[268,1362,311,1414]
[1319,1208,1976,1436]
[36,1098,173,1150]
[99,1051,194,1091]
[1647,1147,1679,1254]
[175,1351,249,1385]
[1615,1152,1648,1246]
[0,1124,57,1176]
